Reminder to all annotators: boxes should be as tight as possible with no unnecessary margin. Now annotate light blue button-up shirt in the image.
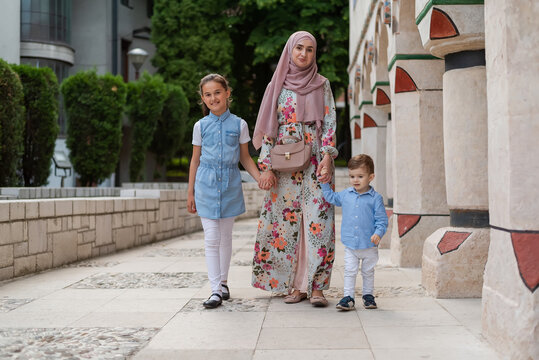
[194,109,245,219]
[321,183,388,249]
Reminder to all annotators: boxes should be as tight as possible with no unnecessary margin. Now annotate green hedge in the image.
[61,70,127,186]
[150,83,189,168]
[12,64,59,186]
[126,72,167,182]
[0,59,25,186]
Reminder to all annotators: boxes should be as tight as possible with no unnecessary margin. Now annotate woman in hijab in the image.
[251,31,338,306]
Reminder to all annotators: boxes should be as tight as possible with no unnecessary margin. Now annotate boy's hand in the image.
[371,234,381,246]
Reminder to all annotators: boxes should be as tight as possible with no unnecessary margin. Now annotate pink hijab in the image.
[252,31,327,149]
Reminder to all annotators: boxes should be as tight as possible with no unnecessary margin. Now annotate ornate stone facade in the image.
[349,1,538,358]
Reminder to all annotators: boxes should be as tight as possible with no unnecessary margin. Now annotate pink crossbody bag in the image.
[270,134,312,173]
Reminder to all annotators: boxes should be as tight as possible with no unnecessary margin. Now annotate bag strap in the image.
[280,135,302,143]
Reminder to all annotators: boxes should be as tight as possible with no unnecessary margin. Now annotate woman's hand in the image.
[316,154,333,184]
[187,193,197,214]
[259,170,277,190]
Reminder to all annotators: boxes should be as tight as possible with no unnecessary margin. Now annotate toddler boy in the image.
[321,154,388,310]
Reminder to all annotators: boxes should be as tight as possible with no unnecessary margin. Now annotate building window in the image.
[20,57,70,136]
[20,0,71,45]
[121,0,132,8]
[147,0,154,18]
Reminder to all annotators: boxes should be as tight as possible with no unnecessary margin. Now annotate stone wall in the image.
[0,183,265,282]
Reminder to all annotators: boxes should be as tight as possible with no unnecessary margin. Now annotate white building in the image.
[0,0,157,187]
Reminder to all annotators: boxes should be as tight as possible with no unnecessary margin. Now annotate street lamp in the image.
[127,48,148,80]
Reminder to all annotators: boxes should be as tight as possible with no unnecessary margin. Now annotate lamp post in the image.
[127,48,148,80]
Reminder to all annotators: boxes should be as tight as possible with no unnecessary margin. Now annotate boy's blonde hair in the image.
[198,73,232,116]
[348,154,375,174]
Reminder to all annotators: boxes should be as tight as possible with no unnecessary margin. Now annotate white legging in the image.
[200,217,235,295]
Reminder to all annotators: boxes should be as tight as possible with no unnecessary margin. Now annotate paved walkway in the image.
[0,216,500,359]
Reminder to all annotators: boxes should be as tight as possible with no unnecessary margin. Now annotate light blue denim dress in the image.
[195,109,245,219]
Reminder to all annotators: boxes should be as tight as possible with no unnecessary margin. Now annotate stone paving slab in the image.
[0,216,501,359]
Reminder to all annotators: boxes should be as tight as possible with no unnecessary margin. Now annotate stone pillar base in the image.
[379,209,393,249]
[390,214,449,267]
[422,227,489,298]
[482,229,538,359]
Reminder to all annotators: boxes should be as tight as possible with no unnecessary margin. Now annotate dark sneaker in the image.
[336,296,355,311]
[362,294,377,309]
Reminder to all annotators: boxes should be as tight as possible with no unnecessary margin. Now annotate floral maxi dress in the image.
[252,80,338,296]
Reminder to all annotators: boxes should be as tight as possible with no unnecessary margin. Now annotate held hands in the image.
[258,170,277,190]
[371,234,381,246]
[316,154,333,184]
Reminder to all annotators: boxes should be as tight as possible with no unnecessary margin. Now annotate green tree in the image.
[151,0,348,144]
[12,65,59,186]
[61,70,127,186]
[0,59,25,186]
[149,83,189,173]
[126,72,167,182]
[240,0,349,101]
[151,0,234,155]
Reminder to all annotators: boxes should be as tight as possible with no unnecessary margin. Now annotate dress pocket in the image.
[225,131,239,146]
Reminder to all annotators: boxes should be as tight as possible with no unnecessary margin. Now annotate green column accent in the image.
[358,101,373,111]
[370,81,390,94]
[388,54,440,72]
[416,0,485,25]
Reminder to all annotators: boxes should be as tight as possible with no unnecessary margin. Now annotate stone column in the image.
[414,2,490,297]
[481,1,539,358]
[389,57,449,267]
[360,104,387,200]
[379,113,394,249]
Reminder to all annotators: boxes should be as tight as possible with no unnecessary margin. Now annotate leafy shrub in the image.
[61,70,127,186]
[0,59,25,186]
[12,64,59,186]
[126,72,167,182]
[150,83,189,168]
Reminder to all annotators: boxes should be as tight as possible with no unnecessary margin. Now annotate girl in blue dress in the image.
[187,74,261,308]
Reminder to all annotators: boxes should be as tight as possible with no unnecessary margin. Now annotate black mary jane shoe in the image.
[203,293,222,309]
[221,284,230,301]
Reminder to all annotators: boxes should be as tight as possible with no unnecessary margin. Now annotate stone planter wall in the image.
[0,183,265,282]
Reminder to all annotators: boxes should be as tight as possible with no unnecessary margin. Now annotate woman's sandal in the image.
[310,295,329,307]
[284,292,308,304]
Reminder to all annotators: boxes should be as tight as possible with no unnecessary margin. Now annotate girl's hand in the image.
[187,194,197,214]
[259,170,276,190]
[316,154,333,184]
[371,234,381,246]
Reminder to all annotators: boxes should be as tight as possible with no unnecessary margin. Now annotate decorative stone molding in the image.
[422,227,489,297]
[20,41,75,65]
[511,232,539,292]
[437,230,470,254]
[415,2,485,57]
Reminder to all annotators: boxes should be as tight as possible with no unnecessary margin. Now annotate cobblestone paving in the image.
[0,327,158,359]
[66,260,121,268]
[0,299,33,313]
[69,272,208,289]
[142,248,205,257]
[181,298,270,313]
[324,285,426,298]
[232,259,252,266]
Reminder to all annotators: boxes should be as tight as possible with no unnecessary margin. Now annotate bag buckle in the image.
[285,152,290,160]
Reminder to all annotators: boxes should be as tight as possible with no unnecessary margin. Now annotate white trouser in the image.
[200,217,235,295]
[343,246,378,298]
